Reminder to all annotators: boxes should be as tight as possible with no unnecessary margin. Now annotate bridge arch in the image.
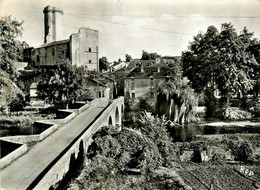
[108,116,113,126]
[115,106,120,124]
[121,104,124,116]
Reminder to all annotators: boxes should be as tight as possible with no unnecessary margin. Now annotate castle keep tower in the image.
[43,5,63,43]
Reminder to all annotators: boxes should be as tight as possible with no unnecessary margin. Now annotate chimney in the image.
[141,64,144,73]
[43,6,63,43]
[156,57,160,64]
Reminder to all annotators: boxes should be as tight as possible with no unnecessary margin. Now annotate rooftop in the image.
[36,39,70,49]
[125,66,173,79]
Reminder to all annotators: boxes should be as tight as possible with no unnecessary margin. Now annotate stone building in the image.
[124,63,172,108]
[86,79,110,99]
[43,5,63,43]
[27,6,99,71]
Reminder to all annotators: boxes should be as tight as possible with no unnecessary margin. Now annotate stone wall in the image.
[33,42,69,66]
[0,143,27,170]
[70,28,99,71]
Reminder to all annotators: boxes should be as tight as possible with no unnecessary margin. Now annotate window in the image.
[52,48,55,56]
[37,55,40,62]
[89,48,91,52]
[131,92,135,99]
[89,60,92,63]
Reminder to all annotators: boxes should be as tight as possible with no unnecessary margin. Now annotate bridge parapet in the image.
[34,97,124,189]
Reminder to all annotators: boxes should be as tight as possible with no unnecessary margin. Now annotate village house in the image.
[85,78,110,99]
[124,62,173,108]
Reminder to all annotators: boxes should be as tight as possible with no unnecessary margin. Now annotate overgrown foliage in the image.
[182,23,260,111]
[0,16,27,113]
[99,56,109,71]
[0,16,28,81]
[68,112,190,189]
[37,60,90,108]
[156,78,198,124]
[0,69,25,113]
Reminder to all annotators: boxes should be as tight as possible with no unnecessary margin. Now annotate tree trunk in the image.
[169,98,173,120]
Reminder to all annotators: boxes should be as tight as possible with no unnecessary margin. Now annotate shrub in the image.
[250,100,260,118]
[226,140,254,161]
[222,107,252,120]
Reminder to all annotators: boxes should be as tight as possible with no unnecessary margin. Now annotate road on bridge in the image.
[0,99,109,190]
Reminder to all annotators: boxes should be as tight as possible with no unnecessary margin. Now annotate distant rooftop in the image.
[125,67,172,79]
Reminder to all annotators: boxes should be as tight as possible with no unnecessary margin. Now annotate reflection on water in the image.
[0,140,22,158]
[0,126,34,137]
[170,122,260,142]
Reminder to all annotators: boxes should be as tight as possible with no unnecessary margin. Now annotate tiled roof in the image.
[88,78,107,87]
[125,59,155,70]
[125,67,172,78]
[36,39,70,49]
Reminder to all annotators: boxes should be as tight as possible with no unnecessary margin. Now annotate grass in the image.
[0,112,55,128]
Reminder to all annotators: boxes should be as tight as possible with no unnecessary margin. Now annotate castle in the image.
[25,5,99,71]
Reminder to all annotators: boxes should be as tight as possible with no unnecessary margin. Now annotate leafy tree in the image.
[37,60,89,109]
[99,57,109,71]
[125,54,132,62]
[9,97,25,113]
[156,78,198,124]
[216,23,257,105]
[0,16,26,113]
[182,23,259,109]
[141,50,160,60]
[0,16,27,81]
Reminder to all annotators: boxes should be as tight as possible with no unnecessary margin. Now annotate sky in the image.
[1,0,260,62]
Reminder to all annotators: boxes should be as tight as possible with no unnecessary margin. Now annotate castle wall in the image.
[33,42,69,66]
[70,28,99,71]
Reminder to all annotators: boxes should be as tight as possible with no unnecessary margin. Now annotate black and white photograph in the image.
[0,0,260,189]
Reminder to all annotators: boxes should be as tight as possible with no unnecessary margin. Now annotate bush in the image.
[250,100,260,118]
[9,99,25,113]
[226,140,254,161]
[222,107,252,120]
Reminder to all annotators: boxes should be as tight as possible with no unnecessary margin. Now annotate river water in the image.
[170,120,260,142]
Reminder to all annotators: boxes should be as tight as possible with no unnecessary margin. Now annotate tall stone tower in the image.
[43,5,63,43]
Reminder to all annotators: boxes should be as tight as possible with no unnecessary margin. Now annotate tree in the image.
[0,69,25,114]
[141,50,160,60]
[216,23,257,105]
[0,16,27,81]
[0,16,27,113]
[125,54,132,62]
[182,23,259,109]
[37,60,88,109]
[99,57,109,71]
[9,97,25,113]
[156,78,198,124]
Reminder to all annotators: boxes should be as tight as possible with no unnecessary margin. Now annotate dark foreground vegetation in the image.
[67,112,260,190]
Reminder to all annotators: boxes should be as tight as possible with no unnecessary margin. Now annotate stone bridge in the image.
[0,97,124,190]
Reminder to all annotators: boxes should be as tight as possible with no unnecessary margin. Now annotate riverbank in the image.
[0,113,55,137]
[66,114,260,190]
